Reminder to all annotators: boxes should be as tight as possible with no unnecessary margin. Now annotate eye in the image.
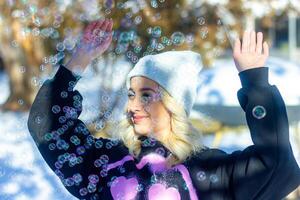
[141,93,152,103]
[127,91,135,98]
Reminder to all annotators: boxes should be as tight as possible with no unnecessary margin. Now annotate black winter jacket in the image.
[27,65,300,200]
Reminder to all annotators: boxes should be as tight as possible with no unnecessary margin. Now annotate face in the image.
[127,76,171,140]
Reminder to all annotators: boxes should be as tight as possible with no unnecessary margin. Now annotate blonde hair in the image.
[94,85,206,167]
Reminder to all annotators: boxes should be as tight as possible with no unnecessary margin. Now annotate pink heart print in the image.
[110,176,139,200]
[148,183,181,200]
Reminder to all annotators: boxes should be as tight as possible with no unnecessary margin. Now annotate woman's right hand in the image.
[65,18,114,73]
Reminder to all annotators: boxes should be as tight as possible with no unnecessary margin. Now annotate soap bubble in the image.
[171,32,185,46]
[134,16,142,24]
[52,105,61,114]
[200,27,208,39]
[152,26,162,38]
[196,170,206,181]
[252,105,267,119]
[209,174,219,183]
[56,42,65,51]
[151,0,158,8]
[19,66,26,73]
[79,188,88,196]
[197,17,205,25]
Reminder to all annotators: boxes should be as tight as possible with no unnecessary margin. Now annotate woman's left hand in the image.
[233,30,269,72]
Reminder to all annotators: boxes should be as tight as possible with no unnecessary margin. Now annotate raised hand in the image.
[233,30,269,73]
[66,18,113,73]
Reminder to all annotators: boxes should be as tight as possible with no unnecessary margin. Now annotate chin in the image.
[133,126,150,136]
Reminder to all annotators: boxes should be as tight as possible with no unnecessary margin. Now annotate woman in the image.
[27,18,300,200]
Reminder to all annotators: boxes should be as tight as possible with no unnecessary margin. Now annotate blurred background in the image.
[0,0,299,199]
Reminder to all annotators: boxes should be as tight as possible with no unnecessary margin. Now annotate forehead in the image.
[130,76,158,89]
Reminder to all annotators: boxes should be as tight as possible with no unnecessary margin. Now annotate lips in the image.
[132,116,147,123]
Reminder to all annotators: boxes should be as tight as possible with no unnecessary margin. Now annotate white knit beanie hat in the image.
[126,50,203,117]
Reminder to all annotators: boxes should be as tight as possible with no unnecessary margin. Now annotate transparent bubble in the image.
[35,115,43,124]
[44,132,53,141]
[156,43,165,51]
[151,0,158,8]
[32,28,40,36]
[196,171,206,181]
[116,2,125,9]
[18,99,24,105]
[183,182,188,190]
[79,188,88,196]
[209,174,219,183]
[56,42,65,51]
[95,122,104,131]
[99,155,109,164]
[133,45,142,53]
[100,169,108,177]
[60,91,68,98]
[252,105,266,119]
[70,135,80,143]
[28,4,37,14]
[64,38,76,51]
[200,27,208,39]
[152,26,162,38]
[134,16,142,25]
[104,111,112,119]
[132,56,138,63]
[150,175,157,184]
[171,32,185,46]
[19,66,26,73]
[136,184,144,192]
[106,142,112,149]
[50,30,60,39]
[155,147,165,156]
[197,17,205,25]
[43,56,48,64]
[52,105,61,114]
[95,140,103,148]
[88,174,99,184]
[31,76,40,86]
[87,183,97,193]
[33,18,41,27]
[94,159,102,168]
[126,51,133,58]
[55,161,63,169]
[118,166,125,173]
[39,64,46,71]
[49,143,56,150]
[11,40,19,48]
[73,173,83,184]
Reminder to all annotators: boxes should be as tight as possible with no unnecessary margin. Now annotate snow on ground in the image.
[0,57,299,199]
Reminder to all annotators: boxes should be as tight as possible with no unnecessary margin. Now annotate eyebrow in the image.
[129,87,156,93]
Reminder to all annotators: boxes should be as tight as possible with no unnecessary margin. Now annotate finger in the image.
[92,19,104,34]
[83,21,97,35]
[233,38,241,57]
[242,30,249,53]
[106,19,113,32]
[263,41,269,57]
[96,19,105,28]
[249,30,256,53]
[101,19,110,31]
[256,32,263,54]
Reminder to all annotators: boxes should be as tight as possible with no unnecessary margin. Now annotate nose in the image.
[127,96,144,112]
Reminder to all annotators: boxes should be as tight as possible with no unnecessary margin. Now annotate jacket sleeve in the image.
[27,65,130,199]
[185,67,300,200]
[228,67,300,199]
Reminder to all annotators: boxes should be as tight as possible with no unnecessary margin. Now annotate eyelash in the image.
[127,92,151,98]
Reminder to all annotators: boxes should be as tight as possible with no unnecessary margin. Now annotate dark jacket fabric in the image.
[27,65,300,200]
